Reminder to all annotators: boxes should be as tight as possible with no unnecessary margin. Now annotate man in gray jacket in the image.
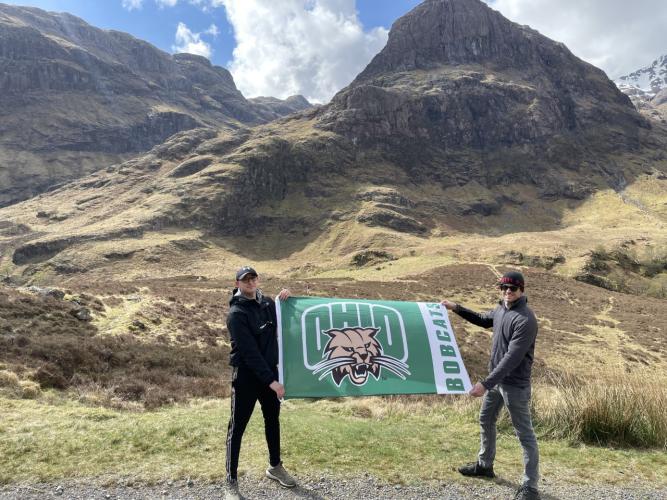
[441,271,540,500]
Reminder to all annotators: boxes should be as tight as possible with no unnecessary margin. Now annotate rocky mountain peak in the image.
[354,0,575,82]
[321,0,641,156]
[616,54,667,97]
[615,53,667,123]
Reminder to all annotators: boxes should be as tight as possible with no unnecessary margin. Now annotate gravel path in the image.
[0,475,664,500]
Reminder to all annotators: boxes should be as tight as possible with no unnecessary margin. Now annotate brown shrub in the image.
[114,381,147,401]
[34,363,68,389]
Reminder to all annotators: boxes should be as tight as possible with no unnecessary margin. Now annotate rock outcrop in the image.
[248,95,314,121]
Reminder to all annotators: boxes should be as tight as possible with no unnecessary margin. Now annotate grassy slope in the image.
[29,179,659,289]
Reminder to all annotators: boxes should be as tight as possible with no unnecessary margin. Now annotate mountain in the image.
[248,95,313,118]
[320,0,647,160]
[616,54,667,123]
[0,0,665,285]
[616,54,667,97]
[0,3,310,207]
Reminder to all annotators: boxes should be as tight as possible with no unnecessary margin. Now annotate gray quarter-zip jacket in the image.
[454,295,538,389]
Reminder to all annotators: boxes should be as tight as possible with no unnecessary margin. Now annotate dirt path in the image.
[0,475,664,500]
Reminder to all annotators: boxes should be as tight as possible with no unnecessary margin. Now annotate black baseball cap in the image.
[498,271,525,291]
[235,266,258,281]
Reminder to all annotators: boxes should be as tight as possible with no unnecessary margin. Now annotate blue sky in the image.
[3,0,666,103]
[3,1,421,69]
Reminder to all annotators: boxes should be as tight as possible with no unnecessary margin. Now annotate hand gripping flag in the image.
[277,296,472,399]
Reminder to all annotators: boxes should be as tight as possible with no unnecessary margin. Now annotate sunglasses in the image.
[240,276,258,283]
[499,284,519,292]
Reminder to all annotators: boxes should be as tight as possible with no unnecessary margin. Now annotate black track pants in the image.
[225,367,281,481]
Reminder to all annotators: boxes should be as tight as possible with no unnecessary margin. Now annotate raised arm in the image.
[442,300,494,329]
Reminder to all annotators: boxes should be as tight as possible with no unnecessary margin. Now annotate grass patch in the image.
[536,371,667,449]
[0,370,41,399]
[1,393,666,486]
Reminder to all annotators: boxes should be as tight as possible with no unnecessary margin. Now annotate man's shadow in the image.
[493,476,561,500]
[241,482,326,500]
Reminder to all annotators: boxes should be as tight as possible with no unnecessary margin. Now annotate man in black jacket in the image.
[441,271,540,500]
[224,266,296,500]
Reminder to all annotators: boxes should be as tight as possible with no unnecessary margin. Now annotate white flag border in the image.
[419,302,472,394]
[276,297,285,385]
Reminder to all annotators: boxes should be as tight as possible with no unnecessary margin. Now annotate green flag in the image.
[277,296,472,399]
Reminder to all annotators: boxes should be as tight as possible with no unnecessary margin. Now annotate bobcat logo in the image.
[311,327,411,386]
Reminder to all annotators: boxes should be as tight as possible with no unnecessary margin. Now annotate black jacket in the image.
[454,295,538,389]
[227,289,279,386]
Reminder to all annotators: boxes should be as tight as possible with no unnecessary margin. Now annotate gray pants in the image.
[478,384,539,489]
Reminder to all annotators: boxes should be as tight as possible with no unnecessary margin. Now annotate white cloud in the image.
[486,0,667,78]
[121,0,144,11]
[187,0,221,12]
[123,0,178,10]
[220,0,389,103]
[205,24,220,37]
[156,0,179,7]
[172,22,214,58]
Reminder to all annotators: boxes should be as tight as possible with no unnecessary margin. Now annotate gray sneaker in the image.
[514,485,540,500]
[265,463,297,488]
[224,479,242,500]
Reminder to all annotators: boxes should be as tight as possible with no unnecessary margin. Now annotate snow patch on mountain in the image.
[615,54,667,99]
